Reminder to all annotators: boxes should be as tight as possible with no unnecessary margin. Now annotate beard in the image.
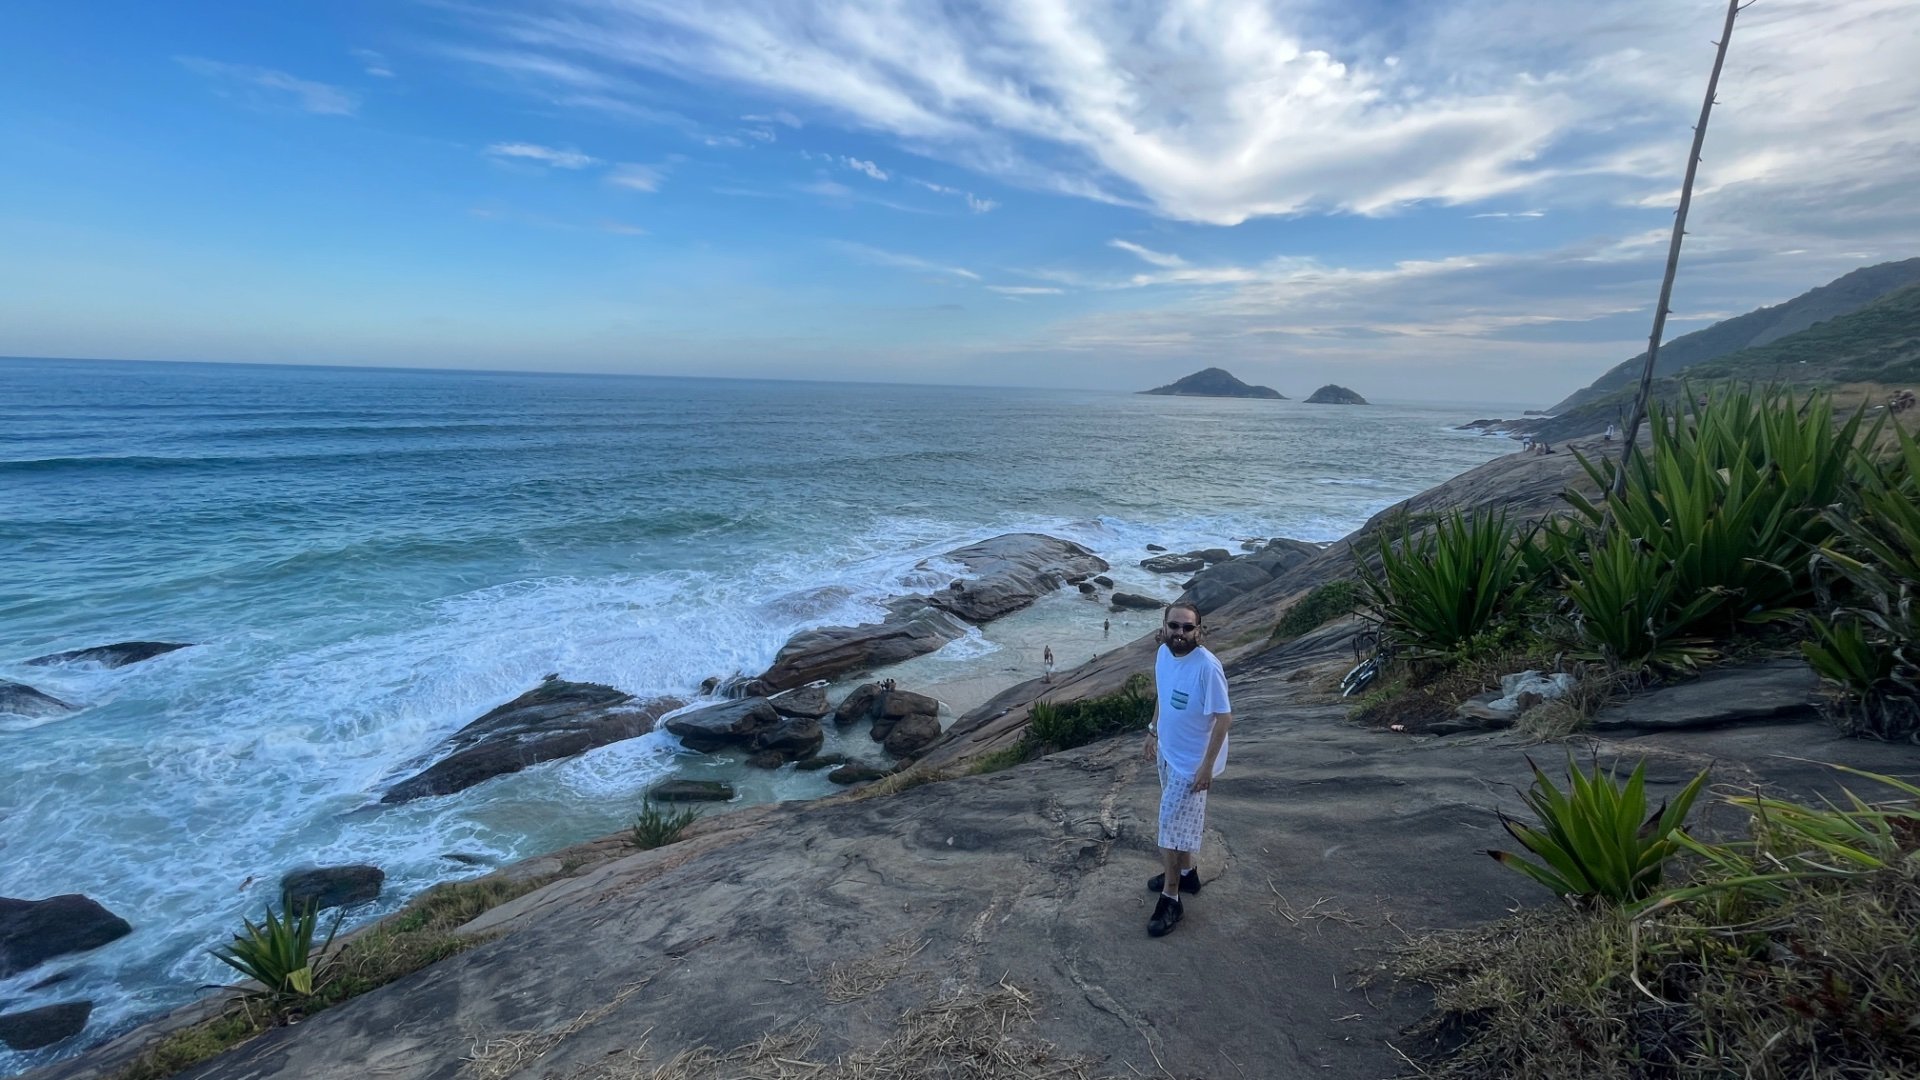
[1164,634,1198,656]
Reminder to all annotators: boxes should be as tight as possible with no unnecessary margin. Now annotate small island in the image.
[1140,367,1285,399]
[1304,384,1369,405]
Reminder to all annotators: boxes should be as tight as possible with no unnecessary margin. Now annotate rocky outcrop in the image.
[826,763,888,784]
[381,681,682,804]
[1140,553,1204,574]
[0,680,76,718]
[832,683,944,757]
[646,780,733,802]
[767,685,830,719]
[0,1000,92,1051]
[1108,592,1162,611]
[26,642,192,668]
[666,699,823,766]
[750,600,969,694]
[1177,539,1323,614]
[665,699,781,752]
[280,866,384,913]
[925,534,1109,622]
[0,895,132,978]
[1304,384,1369,405]
[750,535,1107,693]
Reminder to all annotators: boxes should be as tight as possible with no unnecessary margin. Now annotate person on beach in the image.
[1142,601,1232,938]
[1043,645,1056,682]
[1103,617,1111,638]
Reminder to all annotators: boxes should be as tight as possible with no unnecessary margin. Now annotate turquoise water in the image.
[0,357,1511,1069]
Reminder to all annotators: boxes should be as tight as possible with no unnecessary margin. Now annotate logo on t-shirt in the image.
[1170,689,1190,710]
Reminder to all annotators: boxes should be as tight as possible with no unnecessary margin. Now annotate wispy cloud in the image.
[844,157,889,181]
[608,163,665,191]
[486,142,599,169]
[352,49,395,79]
[835,242,979,280]
[798,178,853,198]
[1109,240,1187,269]
[910,179,997,213]
[987,285,1064,295]
[743,110,802,128]
[177,57,357,115]
[1471,210,1545,219]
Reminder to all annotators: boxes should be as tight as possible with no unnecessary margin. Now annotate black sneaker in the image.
[1146,870,1202,896]
[1148,894,1183,937]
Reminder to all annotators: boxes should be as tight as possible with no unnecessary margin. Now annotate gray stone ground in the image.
[35,642,1920,1080]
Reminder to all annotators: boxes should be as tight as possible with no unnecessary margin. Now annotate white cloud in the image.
[608,163,665,190]
[1109,239,1186,269]
[798,179,853,198]
[835,242,979,280]
[844,157,889,181]
[452,0,1920,238]
[487,142,600,169]
[1470,210,1545,219]
[987,285,1064,295]
[699,133,748,148]
[176,57,358,115]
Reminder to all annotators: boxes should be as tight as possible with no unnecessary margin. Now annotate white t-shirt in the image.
[1154,644,1231,778]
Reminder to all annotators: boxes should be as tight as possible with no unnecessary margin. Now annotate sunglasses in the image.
[1164,621,1198,633]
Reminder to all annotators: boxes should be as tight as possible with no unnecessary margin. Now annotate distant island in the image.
[1140,367,1285,399]
[1305,384,1369,405]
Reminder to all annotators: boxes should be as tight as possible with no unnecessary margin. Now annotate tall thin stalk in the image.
[1614,0,1747,496]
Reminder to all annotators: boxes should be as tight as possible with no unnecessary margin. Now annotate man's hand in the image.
[1143,731,1157,763]
[1191,766,1212,792]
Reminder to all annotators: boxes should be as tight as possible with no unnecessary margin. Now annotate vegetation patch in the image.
[1026,673,1152,751]
[1394,761,1920,1078]
[112,873,562,1080]
[630,800,701,851]
[1270,579,1362,641]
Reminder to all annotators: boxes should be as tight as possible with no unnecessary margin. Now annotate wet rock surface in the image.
[0,681,76,719]
[25,642,191,668]
[0,896,131,979]
[279,866,384,913]
[0,1001,92,1051]
[381,680,682,804]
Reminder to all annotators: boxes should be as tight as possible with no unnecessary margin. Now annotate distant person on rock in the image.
[1604,422,1617,442]
[1142,602,1232,938]
[1043,645,1056,683]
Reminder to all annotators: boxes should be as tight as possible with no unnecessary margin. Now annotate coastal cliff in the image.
[31,436,1917,1080]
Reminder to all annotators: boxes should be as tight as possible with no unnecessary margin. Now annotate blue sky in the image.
[1,0,1915,403]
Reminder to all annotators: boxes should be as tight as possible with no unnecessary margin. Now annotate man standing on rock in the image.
[1142,601,1232,937]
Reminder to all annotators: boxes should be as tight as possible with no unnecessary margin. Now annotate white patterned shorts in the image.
[1157,758,1208,852]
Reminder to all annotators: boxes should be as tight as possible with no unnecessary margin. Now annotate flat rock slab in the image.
[381,680,681,804]
[664,698,781,753]
[750,601,969,694]
[923,533,1109,623]
[0,1001,92,1051]
[767,685,830,719]
[25,642,191,668]
[0,896,131,979]
[0,681,76,719]
[647,780,734,803]
[1590,660,1822,732]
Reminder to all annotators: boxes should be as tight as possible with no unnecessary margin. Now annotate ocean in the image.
[0,357,1512,1070]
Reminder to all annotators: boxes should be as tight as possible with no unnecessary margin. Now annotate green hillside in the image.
[1548,257,1920,413]
[1529,281,1920,441]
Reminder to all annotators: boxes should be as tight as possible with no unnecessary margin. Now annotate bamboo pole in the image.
[1613,0,1747,496]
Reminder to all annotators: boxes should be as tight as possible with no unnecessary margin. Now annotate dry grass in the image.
[821,937,928,1004]
[461,980,651,1079]
[1388,863,1920,1079]
[569,982,1104,1080]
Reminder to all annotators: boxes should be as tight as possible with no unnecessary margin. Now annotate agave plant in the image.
[1361,508,1534,656]
[1488,755,1709,907]
[631,799,702,850]
[212,903,341,999]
